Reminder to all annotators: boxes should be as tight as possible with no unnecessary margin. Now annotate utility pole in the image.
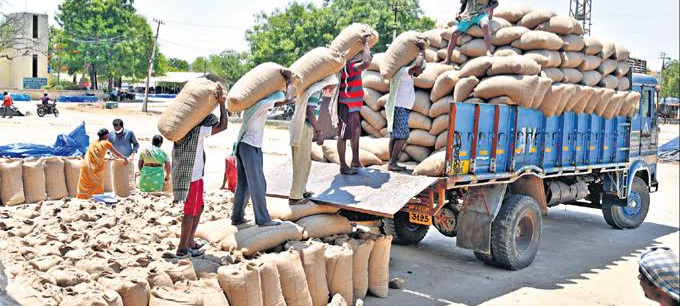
[143,18,164,113]
[391,0,402,41]
[569,0,593,36]
[659,52,671,71]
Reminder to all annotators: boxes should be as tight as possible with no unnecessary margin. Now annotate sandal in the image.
[289,198,309,205]
[190,241,206,250]
[176,248,204,257]
[231,218,250,226]
[302,191,314,198]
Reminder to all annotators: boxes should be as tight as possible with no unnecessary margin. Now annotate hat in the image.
[639,247,680,302]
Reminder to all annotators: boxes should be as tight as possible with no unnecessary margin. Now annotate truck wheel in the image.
[381,211,429,245]
[433,204,458,237]
[474,250,497,266]
[601,177,650,229]
[490,194,542,270]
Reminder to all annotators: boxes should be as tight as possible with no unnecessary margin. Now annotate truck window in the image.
[640,89,651,117]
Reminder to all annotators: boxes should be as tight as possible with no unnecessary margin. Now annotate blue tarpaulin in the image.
[658,137,679,162]
[57,96,99,103]
[0,93,31,101]
[0,122,90,158]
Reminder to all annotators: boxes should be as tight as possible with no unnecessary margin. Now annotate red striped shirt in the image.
[338,62,364,112]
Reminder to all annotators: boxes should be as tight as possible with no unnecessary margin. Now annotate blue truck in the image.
[267,73,659,270]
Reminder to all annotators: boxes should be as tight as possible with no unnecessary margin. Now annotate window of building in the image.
[32,15,38,39]
[32,54,38,78]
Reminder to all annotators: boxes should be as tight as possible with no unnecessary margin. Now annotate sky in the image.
[3,0,679,71]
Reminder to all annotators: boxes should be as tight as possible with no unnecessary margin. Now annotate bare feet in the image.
[387,164,406,172]
[259,221,281,227]
[350,162,364,168]
[340,166,358,175]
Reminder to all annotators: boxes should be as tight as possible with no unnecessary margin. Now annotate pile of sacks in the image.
[0,192,393,306]
[0,157,133,206]
[357,6,641,169]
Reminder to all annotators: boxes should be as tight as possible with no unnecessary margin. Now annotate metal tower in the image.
[569,0,593,36]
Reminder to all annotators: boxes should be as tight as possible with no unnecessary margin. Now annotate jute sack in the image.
[359,137,391,161]
[561,68,584,84]
[217,262,263,306]
[467,17,511,38]
[554,84,578,115]
[362,121,383,138]
[368,235,393,298]
[29,256,62,272]
[460,39,495,58]
[441,29,474,45]
[99,275,150,306]
[600,42,616,60]
[562,84,587,113]
[329,23,379,59]
[536,16,575,35]
[0,159,24,206]
[285,241,328,306]
[60,288,124,306]
[491,26,529,46]
[413,151,446,177]
[48,265,89,287]
[511,31,564,51]
[453,76,480,102]
[493,46,523,57]
[328,294,348,306]
[430,97,453,118]
[618,77,631,91]
[296,214,352,239]
[583,37,603,55]
[423,29,447,49]
[414,63,454,89]
[408,112,432,131]
[220,221,304,256]
[147,268,173,288]
[598,59,618,76]
[367,53,384,72]
[431,71,461,101]
[619,92,641,117]
[266,250,313,306]
[163,259,199,283]
[322,144,384,167]
[570,18,585,35]
[43,157,67,200]
[615,61,631,77]
[103,158,113,192]
[583,87,605,115]
[539,84,569,117]
[541,68,565,82]
[581,70,603,86]
[435,132,448,151]
[577,55,602,71]
[430,115,449,136]
[489,96,517,105]
[561,34,585,52]
[560,51,585,68]
[407,129,437,147]
[458,56,493,78]
[404,146,432,163]
[377,93,389,109]
[252,258,286,306]
[159,78,220,141]
[291,47,346,94]
[412,90,431,116]
[195,219,238,244]
[436,47,468,64]
[603,91,627,119]
[572,86,595,114]
[425,48,439,63]
[341,238,375,300]
[487,55,541,76]
[599,75,619,90]
[267,198,339,222]
[364,88,383,112]
[381,31,429,79]
[149,287,201,306]
[614,43,630,61]
[360,106,387,130]
[493,6,532,23]
[518,10,557,29]
[22,159,46,204]
[530,77,553,109]
[594,88,616,116]
[524,50,562,68]
[325,244,354,303]
[473,75,541,108]
[112,159,130,198]
[362,71,390,93]
[311,143,326,162]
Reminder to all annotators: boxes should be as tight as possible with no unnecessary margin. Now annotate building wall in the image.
[0,13,49,89]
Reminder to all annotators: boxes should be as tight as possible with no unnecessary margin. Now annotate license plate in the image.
[409,211,432,226]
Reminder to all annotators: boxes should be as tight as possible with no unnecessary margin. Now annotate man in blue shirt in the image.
[110,118,139,188]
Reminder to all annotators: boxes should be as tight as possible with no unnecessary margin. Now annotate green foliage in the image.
[167,57,190,72]
[661,60,679,98]
[246,0,434,67]
[191,51,251,83]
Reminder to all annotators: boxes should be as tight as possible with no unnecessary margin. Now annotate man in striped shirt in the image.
[337,35,372,175]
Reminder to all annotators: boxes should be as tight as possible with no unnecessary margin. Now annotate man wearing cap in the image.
[638,247,679,306]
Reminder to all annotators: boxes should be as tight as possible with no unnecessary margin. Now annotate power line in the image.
[163,19,245,31]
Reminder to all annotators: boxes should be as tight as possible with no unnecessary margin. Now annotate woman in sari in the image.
[77,128,127,199]
[138,135,171,192]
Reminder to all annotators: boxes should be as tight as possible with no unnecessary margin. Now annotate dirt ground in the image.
[2,102,679,306]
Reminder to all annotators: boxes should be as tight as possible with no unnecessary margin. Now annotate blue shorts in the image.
[391,107,410,140]
[454,13,490,33]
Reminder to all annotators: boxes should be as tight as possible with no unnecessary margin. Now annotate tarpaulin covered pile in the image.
[0,122,89,158]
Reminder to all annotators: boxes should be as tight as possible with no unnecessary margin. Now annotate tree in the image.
[245,0,434,67]
[167,57,189,72]
[661,60,679,98]
[190,51,251,84]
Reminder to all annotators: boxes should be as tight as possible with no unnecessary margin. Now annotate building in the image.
[0,13,49,89]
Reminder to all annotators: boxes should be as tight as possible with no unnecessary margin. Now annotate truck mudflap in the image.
[456,184,507,253]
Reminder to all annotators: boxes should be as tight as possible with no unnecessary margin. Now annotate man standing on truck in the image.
[385,44,426,171]
[337,36,373,175]
[444,0,499,64]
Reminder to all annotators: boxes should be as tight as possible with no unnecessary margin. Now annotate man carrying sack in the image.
[231,69,297,226]
[172,79,229,257]
[385,44,426,172]
[289,74,340,204]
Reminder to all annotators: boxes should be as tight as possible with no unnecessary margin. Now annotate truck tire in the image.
[490,194,542,270]
[601,177,650,229]
[381,211,429,245]
[474,251,497,266]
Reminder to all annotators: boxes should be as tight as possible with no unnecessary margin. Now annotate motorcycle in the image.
[36,102,59,117]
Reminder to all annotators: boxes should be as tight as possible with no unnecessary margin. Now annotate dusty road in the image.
[1,104,678,306]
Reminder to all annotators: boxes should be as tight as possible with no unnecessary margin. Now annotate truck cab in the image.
[629,73,659,191]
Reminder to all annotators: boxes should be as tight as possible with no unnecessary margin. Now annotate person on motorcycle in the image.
[41,93,55,110]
